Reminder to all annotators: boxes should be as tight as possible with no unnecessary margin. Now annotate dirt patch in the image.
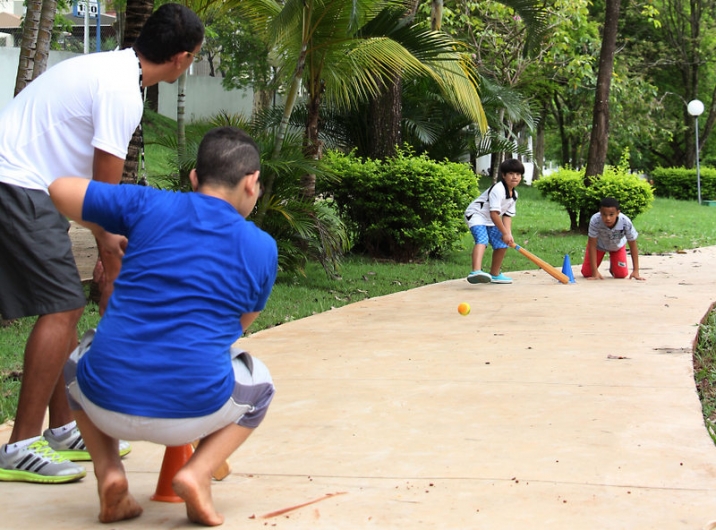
[69,221,97,282]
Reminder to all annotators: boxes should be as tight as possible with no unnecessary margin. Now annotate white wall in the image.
[0,47,253,121]
[0,0,24,16]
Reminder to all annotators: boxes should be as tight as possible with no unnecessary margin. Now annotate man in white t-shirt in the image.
[464,159,523,285]
[0,3,204,484]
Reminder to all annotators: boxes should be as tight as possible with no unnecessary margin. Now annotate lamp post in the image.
[688,99,705,205]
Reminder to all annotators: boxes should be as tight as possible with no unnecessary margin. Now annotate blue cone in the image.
[562,254,576,283]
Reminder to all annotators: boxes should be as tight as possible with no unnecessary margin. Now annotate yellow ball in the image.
[457,302,470,316]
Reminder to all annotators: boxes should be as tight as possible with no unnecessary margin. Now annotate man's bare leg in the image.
[9,307,83,443]
[173,424,253,526]
[74,410,143,523]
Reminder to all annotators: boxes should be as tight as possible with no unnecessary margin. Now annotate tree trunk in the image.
[581,0,621,231]
[32,0,57,80]
[533,108,546,181]
[366,75,402,160]
[122,0,153,48]
[14,0,42,95]
[584,0,621,183]
[146,84,159,112]
[118,0,153,188]
[302,80,324,199]
[430,0,443,31]
[177,71,190,189]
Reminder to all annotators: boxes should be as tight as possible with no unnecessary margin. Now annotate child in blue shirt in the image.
[49,127,278,526]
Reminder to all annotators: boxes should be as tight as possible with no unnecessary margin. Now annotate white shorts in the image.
[65,331,275,446]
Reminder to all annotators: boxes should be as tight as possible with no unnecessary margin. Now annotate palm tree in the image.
[238,0,487,196]
[152,110,350,277]
[14,0,43,95]
[119,0,155,186]
[32,0,58,80]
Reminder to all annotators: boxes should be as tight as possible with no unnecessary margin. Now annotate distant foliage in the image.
[321,148,478,261]
[535,152,654,229]
[650,167,716,201]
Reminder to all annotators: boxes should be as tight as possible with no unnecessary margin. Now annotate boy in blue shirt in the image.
[581,197,645,281]
[49,127,278,526]
[464,159,523,284]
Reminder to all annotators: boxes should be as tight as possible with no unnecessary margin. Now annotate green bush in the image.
[585,166,654,220]
[535,155,654,229]
[320,148,478,261]
[532,168,589,224]
[650,166,716,201]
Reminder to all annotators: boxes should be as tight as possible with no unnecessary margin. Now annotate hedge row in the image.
[649,167,716,201]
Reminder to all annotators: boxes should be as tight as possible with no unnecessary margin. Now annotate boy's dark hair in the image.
[195,127,261,188]
[134,4,204,64]
[600,197,620,210]
[499,158,525,176]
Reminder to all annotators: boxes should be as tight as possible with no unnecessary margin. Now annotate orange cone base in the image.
[151,444,194,503]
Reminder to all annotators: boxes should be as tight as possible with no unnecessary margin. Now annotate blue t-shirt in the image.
[78,181,278,418]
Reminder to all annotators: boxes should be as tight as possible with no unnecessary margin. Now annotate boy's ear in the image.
[189,169,199,191]
[245,170,261,194]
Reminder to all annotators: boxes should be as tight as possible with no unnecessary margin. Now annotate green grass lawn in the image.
[3,183,716,426]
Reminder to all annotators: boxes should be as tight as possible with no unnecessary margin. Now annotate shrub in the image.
[584,167,654,220]
[533,168,589,229]
[321,147,478,261]
[535,155,654,230]
[650,166,716,201]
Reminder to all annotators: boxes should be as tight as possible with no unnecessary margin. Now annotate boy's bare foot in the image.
[98,471,143,523]
[173,468,224,526]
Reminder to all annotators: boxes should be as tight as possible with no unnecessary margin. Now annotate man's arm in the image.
[93,148,126,184]
[627,240,645,280]
[92,148,128,313]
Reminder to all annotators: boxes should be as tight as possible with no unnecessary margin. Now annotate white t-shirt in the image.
[464,180,518,228]
[0,48,143,191]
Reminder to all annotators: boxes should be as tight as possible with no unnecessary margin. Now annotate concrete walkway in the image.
[3,248,716,529]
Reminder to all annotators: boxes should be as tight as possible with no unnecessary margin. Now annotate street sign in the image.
[72,1,99,18]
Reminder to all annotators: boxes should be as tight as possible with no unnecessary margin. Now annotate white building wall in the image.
[0,48,253,121]
[0,0,24,16]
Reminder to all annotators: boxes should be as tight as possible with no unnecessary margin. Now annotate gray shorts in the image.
[65,331,275,445]
[0,182,85,320]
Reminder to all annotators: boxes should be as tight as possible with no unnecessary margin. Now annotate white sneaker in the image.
[44,427,131,462]
[0,438,86,484]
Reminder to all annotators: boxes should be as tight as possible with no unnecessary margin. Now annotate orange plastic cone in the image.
[151,444,194,503]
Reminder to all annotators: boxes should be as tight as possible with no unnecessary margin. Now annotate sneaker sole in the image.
[467,274,492,284]
[0,468,86,484]
[490,279,512,284]
[56,445,132,462]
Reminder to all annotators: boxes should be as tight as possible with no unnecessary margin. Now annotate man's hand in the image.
[587,272,604,280]
[94,231,127,314]
[630,271,646,281]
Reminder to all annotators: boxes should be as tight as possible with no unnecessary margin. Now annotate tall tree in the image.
[583,0,621,182]
[14,0,43,95]
[31,0,57,79]
[240,0,487,199]
[119,0,154,186]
